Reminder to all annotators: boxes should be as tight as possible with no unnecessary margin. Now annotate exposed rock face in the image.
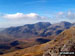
[43,40,75,56]
[43,27,75,56]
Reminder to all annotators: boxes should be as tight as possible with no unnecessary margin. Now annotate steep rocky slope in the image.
[1,27,75,56]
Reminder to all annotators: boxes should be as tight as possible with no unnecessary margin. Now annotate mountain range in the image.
[1,26,75,56]
[1,21,75,38]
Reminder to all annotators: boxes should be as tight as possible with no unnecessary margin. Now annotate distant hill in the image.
[1,27,75,56]
[2,22,51,38]
[1,21,75,38]
[0,28,5,32]
[72,23,75,26]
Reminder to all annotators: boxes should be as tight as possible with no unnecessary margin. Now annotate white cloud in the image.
[0,11,75,28]
[56,11,75,20]
[66,11,75,19]
[58,12,64,15]
[0,13,50,28]
[1,13,47,20]
[3,13,24,19]
[0,12,75,22]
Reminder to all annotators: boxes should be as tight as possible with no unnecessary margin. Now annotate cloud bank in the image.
[0,11,75,28]
[1,11,75,21]
[1,13,46,20]
[56,11,75,20]
[0,13,49,28]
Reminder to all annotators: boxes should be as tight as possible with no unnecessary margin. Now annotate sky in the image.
[0,0,75,28]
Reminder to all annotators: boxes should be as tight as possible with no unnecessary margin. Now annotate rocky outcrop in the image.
[43,27,75,56]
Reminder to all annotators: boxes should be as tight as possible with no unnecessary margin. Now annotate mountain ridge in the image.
[1,21,75,38]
